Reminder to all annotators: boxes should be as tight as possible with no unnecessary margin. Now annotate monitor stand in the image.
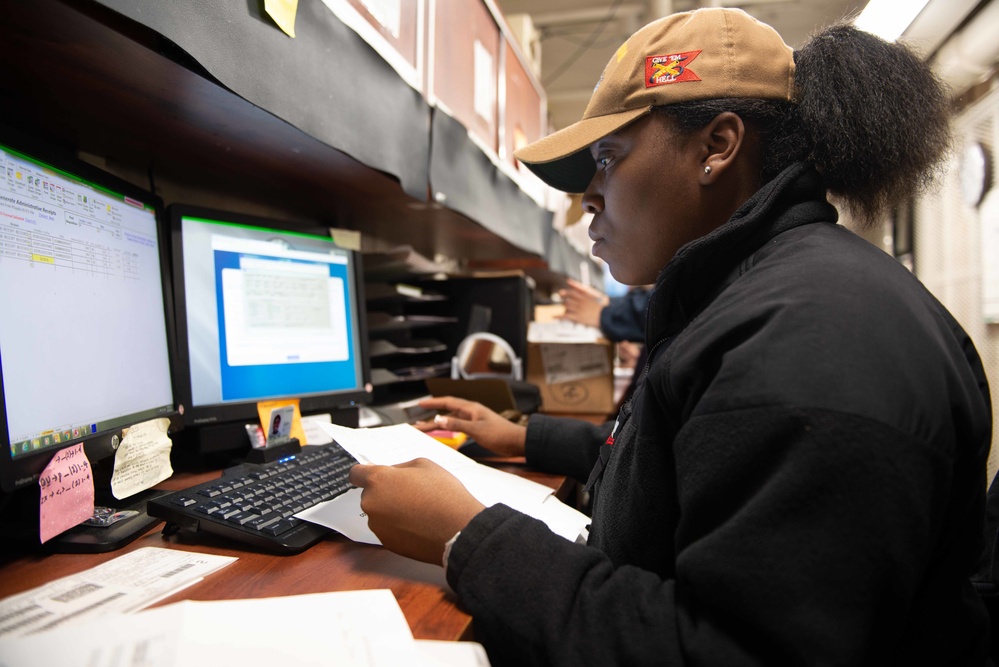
[45,488,169,553]
[172,406,361,469]
[0,487,169,554]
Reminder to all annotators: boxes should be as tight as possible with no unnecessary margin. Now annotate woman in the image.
[350,8,993,665]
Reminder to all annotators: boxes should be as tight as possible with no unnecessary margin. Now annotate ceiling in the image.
[490,0,982,131]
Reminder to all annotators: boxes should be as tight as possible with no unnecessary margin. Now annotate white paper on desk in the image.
[0,547,237,639]
[0,589,484,667]
[417,640,492,667]
[298,423,589,543]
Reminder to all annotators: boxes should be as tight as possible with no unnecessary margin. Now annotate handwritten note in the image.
[38,443,94,543]
[111,417,173,499]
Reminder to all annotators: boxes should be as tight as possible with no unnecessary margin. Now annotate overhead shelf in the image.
[0,0,599,293]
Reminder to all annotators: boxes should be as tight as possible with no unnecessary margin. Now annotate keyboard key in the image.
[226,511,261,526]
[261,519,296,536]
[247,515,282,531]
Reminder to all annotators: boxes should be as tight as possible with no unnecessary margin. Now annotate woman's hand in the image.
[349,458,485,565]
[414,396,527,457]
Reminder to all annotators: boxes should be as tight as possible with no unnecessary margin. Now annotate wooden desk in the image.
[0,463,574,641]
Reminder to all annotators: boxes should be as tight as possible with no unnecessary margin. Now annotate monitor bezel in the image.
[168,204,372,432]
[0,126,180,493]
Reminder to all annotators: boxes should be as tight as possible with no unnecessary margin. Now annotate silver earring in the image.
[704,165,712,175]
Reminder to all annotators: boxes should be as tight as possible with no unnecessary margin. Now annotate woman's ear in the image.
[699,112,745,185]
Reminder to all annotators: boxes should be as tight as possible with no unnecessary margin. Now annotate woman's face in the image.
[582,114,714,286]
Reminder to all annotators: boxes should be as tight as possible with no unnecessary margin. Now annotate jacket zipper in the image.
[642,334,672,378]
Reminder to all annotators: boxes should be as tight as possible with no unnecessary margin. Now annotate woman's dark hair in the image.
[653,24,951,227]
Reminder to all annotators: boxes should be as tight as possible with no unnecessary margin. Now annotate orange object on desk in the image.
[426,429,468,449]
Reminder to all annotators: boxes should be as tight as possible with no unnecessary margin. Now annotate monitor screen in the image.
[170,206,370,437]
[0,131,176,494]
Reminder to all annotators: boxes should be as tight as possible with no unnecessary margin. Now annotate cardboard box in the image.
[526,340,615,415]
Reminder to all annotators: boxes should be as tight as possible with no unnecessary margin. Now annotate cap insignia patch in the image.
[645,50,701,87]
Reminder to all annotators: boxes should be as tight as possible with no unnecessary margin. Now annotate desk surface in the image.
[0,460,574,641]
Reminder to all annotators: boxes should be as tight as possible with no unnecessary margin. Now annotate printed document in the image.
[0,547,236,639]
[0,588,490,666]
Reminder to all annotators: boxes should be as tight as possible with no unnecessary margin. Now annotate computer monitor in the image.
[169,205,371,457]
[0,128,177,549]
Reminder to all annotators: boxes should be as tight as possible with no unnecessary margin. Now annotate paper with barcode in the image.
[0,589,487,667]
[0,547,236,639]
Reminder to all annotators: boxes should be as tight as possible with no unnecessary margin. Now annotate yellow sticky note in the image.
[38,443,94,543]
[257,399,307,446]
[329,227,362,251]
[265,0,299,38]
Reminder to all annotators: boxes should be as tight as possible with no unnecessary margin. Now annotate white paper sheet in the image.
[416,640,492,667]
[301,412,335,444]
[0,547,237,639]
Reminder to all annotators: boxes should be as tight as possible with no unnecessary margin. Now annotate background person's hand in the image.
[349,458,485,565]
[414,396,527,457]
[558,278,609,329]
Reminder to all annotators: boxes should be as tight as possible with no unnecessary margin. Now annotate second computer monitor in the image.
[170,206,370,443]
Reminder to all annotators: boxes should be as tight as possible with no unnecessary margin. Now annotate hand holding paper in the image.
[295,423,589,551]
[349,459,486,565]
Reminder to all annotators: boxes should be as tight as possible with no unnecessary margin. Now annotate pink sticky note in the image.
[38,443,95,543]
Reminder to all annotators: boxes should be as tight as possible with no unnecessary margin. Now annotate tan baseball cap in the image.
[515,8,795,193]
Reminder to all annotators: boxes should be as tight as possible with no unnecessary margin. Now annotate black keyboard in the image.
[147,443,357,554]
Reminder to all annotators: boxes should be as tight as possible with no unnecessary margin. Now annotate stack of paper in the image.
[0,588,489,666]
[0,548,236,640]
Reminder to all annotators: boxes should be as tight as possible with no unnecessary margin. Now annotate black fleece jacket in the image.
[446,163,993,666]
